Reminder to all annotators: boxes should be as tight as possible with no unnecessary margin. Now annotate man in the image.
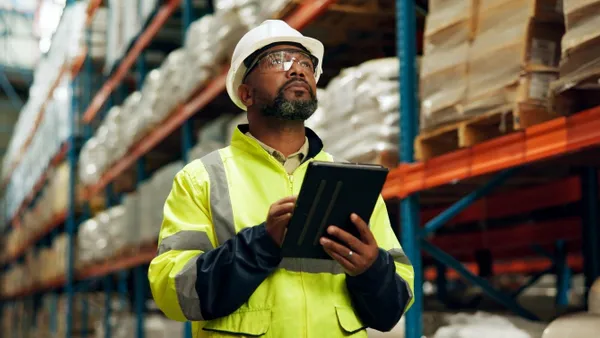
[148,20,414,338]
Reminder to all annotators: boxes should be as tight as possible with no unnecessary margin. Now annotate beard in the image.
[260,80,318,121]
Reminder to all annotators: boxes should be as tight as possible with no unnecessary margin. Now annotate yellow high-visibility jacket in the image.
[148,125,414,338]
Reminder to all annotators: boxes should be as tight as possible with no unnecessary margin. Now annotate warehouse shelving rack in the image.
[1,1,600,338]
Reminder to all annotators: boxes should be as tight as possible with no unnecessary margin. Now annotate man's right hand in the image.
[265,195,297,246]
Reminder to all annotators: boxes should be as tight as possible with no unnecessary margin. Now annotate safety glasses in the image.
[243,49,318,81]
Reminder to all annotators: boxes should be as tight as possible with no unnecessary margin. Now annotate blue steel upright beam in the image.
[397,0,422,337]
[581,167,600,308]
[554,240,571,307]
[104,276,113,338]
[420,168,517,237]
[135,3,149,337]
[134,158,146,338]
[421,240,540,321]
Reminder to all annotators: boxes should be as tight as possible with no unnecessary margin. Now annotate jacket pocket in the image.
[202,309,271,336]
[335,306,367,334]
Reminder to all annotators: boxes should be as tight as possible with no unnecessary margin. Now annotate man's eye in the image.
[269,58,283,65]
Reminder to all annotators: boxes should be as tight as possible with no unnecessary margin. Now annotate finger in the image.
[272,212,292,226]
[270,202,296,217]
[322,245,355,271]
[351,213,376,245]
[277,195,298,204]
[326,226,367,254]
[320,237,361,264]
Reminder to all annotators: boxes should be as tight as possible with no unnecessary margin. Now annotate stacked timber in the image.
[417,0,564,160]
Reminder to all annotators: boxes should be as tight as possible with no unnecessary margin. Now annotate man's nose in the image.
[287,60,307,79]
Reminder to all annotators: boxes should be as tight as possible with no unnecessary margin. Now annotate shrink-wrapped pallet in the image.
[215,0,264,28]
[50,162,70,217]
[137,69,165,134]
[138,180,156,244]
[188,115,235,161]
[465,0,564,117]
[53,233,69,278]
[77,217,102,266]
[308,58,403,167]
[420,0,474,130]
[139,161,185,243]
[123,192,141,248]
[120,91,143,147]
[157,49,189,115]
[183,16,216,98]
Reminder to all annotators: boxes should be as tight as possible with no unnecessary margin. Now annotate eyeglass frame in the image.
[242,48,319,83]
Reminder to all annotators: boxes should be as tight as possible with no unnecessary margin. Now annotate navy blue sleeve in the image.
[194,223,281,320]
[345,249,410,332]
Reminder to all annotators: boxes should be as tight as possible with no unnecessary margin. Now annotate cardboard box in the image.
[465,0,564,116]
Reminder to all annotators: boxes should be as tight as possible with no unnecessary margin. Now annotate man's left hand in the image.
[320,213,379,276]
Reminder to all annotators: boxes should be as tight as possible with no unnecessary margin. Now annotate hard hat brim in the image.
[226,35,324,111]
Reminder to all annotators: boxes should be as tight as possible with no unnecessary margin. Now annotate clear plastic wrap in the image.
[307,57,403,166]
[157,48,189,114]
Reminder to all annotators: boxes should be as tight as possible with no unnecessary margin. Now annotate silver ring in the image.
[348,251,353,257]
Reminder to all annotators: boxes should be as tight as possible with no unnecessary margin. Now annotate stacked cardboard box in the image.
[420,0,474,130]
[550,0,600,114]
[466,0,564,120]
[420,0,564,131]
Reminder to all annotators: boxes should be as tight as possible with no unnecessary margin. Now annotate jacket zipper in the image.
[288,174,294,195]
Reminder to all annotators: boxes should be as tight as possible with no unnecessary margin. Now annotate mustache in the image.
[278,78,315,97]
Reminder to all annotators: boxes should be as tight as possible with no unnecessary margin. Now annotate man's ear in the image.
[238,84,254,108]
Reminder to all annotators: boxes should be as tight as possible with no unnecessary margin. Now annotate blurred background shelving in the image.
[0,0,599,338]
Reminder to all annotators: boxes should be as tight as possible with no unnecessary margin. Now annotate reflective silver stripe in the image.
[157,231,214,256]
[174,254,204,321]
[200,150,236,245]
[279,258,345,274]
[389,247,411,266]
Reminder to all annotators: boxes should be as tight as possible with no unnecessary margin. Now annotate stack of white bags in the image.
[79,0,295,186]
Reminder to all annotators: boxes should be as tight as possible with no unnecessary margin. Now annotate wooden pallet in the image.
[550,67,600,117]
[415,103,555,161]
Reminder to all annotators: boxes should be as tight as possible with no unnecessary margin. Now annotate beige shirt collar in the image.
[245,132,309,174]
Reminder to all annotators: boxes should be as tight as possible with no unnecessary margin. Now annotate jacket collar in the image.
[231,124,324,161]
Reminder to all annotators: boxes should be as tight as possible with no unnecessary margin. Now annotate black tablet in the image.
[281,161,389,260]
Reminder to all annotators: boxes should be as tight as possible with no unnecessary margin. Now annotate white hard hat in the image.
[226,19,325,111]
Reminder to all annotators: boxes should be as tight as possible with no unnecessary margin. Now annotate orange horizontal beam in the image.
[83,0,338,198]
[383,105,600,199]
[81,0,180,124]
[420,176,582,226]
[78,248,156,280]
[2,211,68,265]
[1,247,157,299]
[424,254,583,281]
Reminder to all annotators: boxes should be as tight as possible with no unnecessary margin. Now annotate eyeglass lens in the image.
[257,50,315,74]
